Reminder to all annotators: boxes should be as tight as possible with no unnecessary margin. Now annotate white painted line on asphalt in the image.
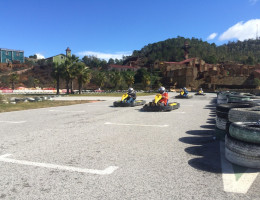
[49,110,85,113]
[105,122,168,127]
[0,154,118,175]
[0,121,26,124]
[172,111,185,113]
[220,142,259,194]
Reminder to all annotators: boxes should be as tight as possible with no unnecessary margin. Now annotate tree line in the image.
[128,36,260,66]
[51,55,163,94]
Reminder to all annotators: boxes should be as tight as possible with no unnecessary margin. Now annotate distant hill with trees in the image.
[126,36,260,66]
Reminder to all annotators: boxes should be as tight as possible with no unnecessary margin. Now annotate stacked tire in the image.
[227,93,255,103]
[225,122,260,168]
[215,103,256,140]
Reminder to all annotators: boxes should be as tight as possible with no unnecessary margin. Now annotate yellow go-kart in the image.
[142,94,180,112]
[195,90,206,96]
[175,91,193,99]
[113,93,146,107]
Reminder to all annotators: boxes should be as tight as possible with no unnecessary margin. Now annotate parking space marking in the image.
[0,154,118,175]
[220,142,259,194]
[49,110,85,113]
[105,122,168,127]
[0,120,26,124]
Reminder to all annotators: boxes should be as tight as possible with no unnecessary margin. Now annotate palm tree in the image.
[75,63,91,94]
[142,74,151,90]
[51,62,63,95]
[92,71,106,89]
[124,72,135,88]
[110,71,123,89]
[62,54,79,94]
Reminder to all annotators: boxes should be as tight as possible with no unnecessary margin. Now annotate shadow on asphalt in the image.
[179,97,223,174]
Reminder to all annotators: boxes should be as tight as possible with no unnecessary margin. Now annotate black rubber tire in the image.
[215,128,226,141]
[228,106,260,123]
[216,111,228,119]
[195,93,206,96]
[113,101,132,107]
[175,95,193,99]
[133,100,146,106]
[142,102,180,112]
[216,103,256,113]
[113,100,146,107]
[216,116,228,130]
[227,95,253,103]
[225,135,260,168]
[229,122,260,144]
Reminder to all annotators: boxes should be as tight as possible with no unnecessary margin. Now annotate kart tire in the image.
[228,106,260,123]
[229,122,260,144]
[195,93,206,96]
[175,95,193,99]
[113,101,132,107]
[133,100,146,106]
[142,102,180,112]
[225,135,260,168]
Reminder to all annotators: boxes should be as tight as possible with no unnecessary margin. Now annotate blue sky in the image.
[0,0,260,60]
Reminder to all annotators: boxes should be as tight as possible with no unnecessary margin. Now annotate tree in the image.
[92,71,106,89]
[62,54,79,94]
[124,71,135,88]
[9,73,19,90]
[110,71,123,89]
[142,74,151,90]
[51,62,63,94]
[75,63,91,94]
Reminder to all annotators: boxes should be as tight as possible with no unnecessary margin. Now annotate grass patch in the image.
[69,92,157,97]
[0,100,93,113]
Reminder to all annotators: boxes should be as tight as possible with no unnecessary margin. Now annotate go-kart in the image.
[175,91,193,99]
[195,91,206,96]
[113,93,146,107]
[142,94,180,112]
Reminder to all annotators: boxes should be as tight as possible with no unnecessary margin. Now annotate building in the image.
[44,47,71,64]
[0,48,24,63]
[108,64,140,72]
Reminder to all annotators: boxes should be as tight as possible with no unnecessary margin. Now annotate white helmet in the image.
[128,88,134,94]
[158,86,165,94]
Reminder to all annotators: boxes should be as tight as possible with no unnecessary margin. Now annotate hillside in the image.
[126,36,260,67]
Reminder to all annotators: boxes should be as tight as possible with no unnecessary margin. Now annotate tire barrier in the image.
[229,122,260,144]
[215,128,226,141]
[225,134,260,168]
[216,116,228,130]
[227,94,253,103]
[228,106,260,123]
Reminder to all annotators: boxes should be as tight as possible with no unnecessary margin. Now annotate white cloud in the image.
[76,51,132,61]
[207,33,218,40]
[249,0,258,5]
[35,53,45,59]
[219,19,260,41]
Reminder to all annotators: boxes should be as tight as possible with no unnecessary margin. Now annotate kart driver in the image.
[158,86,168,106]
[183,87,188,97]
[126,88,136,103]
[198,88,204,94]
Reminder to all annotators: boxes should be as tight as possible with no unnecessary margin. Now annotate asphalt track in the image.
[0,92,259,199]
